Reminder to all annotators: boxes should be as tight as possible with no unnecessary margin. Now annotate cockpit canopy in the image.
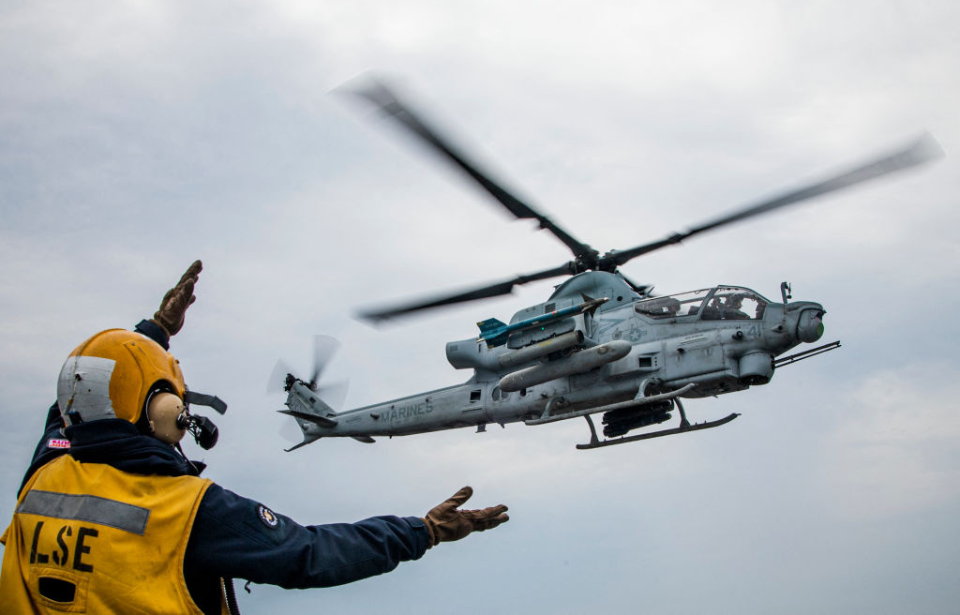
[635,286,768,321]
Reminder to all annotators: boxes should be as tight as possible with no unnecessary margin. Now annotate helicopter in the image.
[273,79,942,451]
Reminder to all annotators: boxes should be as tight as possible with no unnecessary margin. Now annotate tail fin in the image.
[285,389,338,425]
[279,385,339,452]
[477,318,506,336]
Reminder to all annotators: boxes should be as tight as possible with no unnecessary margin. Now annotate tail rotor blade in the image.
[310,335,341,389]
[278,416,303,444]
[268,359,295,393]
[316,379,349,412]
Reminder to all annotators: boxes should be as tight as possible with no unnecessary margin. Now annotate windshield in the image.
[700,286,767,320]
[634,289,712,319]
[635,286,767,320]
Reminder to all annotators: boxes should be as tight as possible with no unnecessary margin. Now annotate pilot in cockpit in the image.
[722,294,750,320]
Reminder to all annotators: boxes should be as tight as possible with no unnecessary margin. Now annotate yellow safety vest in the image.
[0,455,217,614]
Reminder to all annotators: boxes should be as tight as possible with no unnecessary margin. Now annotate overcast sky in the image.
[2,1,959,613]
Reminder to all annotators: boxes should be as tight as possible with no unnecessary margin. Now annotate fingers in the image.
[473,513,509,532]
[158,265,198,308]
[456,504,509,533]
[434,486,473,516]
[462,504,509,530]
[179,260,203,285]
[168,282,194,312]
[460,504,509,525]
[486,504,508,516]
[449,485,473,506]
[463,504,508,519]
[170,261,201,299]
[178,279,196,303]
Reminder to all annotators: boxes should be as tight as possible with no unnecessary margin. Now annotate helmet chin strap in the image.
[147,392,187,445]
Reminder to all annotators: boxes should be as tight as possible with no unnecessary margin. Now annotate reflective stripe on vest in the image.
[18,490,150,535]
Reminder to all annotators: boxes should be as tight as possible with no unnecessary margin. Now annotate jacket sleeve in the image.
[133,319,170,350]
[185,483,430,589]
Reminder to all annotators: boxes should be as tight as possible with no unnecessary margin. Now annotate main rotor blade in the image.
[606,133,944,268]
[346,78,596,262]
[617,272,653,297]
[357,262,575,323]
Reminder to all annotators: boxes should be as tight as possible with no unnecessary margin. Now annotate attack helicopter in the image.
[274,80,942,451]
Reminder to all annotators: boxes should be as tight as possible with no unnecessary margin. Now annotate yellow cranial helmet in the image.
[57,329,186,426]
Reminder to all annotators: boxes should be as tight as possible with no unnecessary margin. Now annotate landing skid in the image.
[576,399,739,450]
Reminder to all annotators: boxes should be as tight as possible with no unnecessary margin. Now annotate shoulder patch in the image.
[47,438,71,450]
[257,504,280,529]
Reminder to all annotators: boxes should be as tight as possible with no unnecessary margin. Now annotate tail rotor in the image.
[268,335,349,450]
[268,335,348,397]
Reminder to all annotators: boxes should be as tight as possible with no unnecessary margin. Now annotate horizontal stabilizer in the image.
[279,409,338,427]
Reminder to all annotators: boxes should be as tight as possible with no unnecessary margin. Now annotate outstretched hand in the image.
[152,260,202,337]
[423,486,509,548]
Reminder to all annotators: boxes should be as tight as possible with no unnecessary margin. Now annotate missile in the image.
[477,297,608,348]
[499,340,631,393]
[498,330,584,369]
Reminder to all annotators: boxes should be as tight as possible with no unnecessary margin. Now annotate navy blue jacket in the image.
[18,322,430,614]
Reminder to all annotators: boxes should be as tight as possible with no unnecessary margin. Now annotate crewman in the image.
[0,261,508,614]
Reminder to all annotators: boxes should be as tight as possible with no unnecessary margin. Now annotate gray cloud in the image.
[1,1,958,613]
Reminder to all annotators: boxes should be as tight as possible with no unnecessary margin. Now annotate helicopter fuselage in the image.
[283,272,828,448]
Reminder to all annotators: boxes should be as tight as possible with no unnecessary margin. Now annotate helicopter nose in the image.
[797,308,825,343]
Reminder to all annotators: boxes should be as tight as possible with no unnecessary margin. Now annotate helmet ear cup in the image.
[147,392,186,445]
